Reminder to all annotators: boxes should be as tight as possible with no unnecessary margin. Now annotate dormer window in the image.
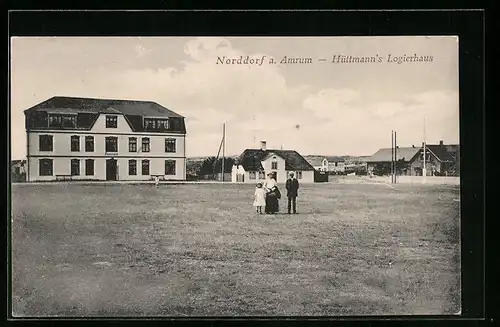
[48,114,76,128]
[144,118,169,131]
[106,115,118,128]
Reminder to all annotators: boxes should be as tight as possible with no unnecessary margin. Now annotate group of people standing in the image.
[253,172,300,214]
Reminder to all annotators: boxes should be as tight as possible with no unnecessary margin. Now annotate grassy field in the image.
[11,182,461,317]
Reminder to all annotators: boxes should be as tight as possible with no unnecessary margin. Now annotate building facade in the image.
[408,142,458,176]
[231,141,315,183]
[366,141,459,176]
[324,157,346,173]
[366,146,421,176]
[24,96,187,182]
[307,156,346,173]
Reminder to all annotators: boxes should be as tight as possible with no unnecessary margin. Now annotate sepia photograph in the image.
[10,36,461,317]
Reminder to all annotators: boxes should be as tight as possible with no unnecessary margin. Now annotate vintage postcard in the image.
[10,36,460,316]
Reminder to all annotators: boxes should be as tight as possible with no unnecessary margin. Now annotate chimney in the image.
[439,140,444,146]
[412,145,415,148]
[260,140,267,151]
[422,142,425,147]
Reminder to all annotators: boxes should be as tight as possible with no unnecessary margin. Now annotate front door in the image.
[106,159,117,181]
[271,171,277,182]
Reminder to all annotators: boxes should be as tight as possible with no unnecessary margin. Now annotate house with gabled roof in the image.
[409,141,459,176]
[306,156,346,173]
[366,141,459,176]
[231,141,315,183]
[24,96,187,182]
[365,146,421,176]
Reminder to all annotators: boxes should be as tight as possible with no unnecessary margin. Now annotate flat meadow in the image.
[11,180,461,316]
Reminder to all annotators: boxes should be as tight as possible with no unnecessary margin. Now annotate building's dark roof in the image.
[236,149,315,171]
[24,96,184,118]
[365,147,420,163]
[366,144,457,163]
[422,144,456,162]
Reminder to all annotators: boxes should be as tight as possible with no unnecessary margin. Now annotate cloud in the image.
[10,37,459,159]
[100,37,318,155]
[134,44,153,58]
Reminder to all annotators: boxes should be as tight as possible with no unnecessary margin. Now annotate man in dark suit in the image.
[285,172,300,214]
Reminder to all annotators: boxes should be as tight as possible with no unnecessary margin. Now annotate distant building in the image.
[409,141,459,176]
[11,160,27,182]
[366,141,459,176]
[24,96,187,182]
[231,141,315,183]
[366,146,420,176]
[307,157,325,171]
[307,156,346,173]
[324,156,346,173]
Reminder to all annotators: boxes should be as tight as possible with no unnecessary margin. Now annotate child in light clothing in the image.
[253,183,266,214]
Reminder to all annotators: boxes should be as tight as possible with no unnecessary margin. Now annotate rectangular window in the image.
[105,136,118,152]
[85,159,94,176]
[144,118,170,131]
[271,161,278,170]
[258,171,265,179]
[142,160,150,175]
[165,138,176,153]
[48,114,76,128]
[39,159,53,176]
[296,171,302,179]
[249,171,256,180]
[48,115,62,127]
[106,115,118,128]
[85,136,94,152]
[62,115,77,128]
[141,138,150,152]
[71,135,80,152]
[129,160,137,175]
[129,137,137,152]
[39,135,53,151]
[158,119,169,130]
[71,159,80,176]
[165,160,176,175]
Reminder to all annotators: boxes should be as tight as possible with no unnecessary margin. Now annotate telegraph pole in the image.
[391,130,394,183]
[222,123,226,182]
[423,117,427,177]
[394,131,397,184]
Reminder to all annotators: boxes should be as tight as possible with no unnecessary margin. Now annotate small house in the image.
[307,156,346,173]
[365,146,420,176]
[366,140,459,176]
[409,141,458,176]
[231,141,315,183]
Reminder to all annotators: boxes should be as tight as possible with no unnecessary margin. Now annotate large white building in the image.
[231,141,315,183]
[24,96,187,182]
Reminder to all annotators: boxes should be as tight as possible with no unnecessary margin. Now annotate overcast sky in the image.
[10,36,459,159]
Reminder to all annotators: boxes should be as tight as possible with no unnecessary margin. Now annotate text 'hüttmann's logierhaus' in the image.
[216,54,434,65]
